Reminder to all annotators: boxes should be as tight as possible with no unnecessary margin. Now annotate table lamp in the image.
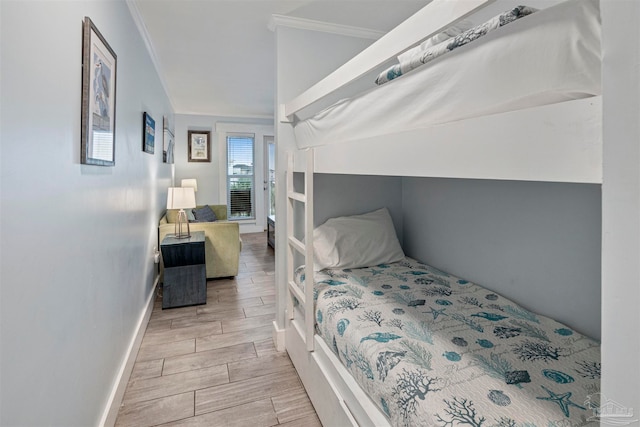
[181,178,198,192]
[181,178,198,205]
[167,187,196,238]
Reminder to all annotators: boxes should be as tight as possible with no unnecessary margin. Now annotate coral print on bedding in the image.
[296,258,600,426]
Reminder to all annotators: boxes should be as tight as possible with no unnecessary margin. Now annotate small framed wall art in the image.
[143,112,155,154]
[81,16,117,166]
[188,130,211,162]
[163,116,174,164]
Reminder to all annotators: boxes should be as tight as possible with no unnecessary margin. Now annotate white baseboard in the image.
[272,320,286,351]
[99,276,158,427]
[239,223,265,234]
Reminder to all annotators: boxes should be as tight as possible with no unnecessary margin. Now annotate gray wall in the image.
[173,114,272,206]
[402,177,602,340]
[1,1,173,425]
[314,174,403,239]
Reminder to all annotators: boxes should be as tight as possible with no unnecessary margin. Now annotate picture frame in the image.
[188,130,211,162]
[163,116,174,164]
[143,112,155,154]
[81,17,117,166]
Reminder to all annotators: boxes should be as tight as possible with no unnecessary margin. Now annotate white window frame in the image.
[216,122,274,234]
[227,133,256,220]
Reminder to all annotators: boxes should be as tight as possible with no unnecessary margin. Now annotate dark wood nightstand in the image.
[160,231,206,309]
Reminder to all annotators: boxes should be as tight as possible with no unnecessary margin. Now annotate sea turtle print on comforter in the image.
[296,257,600,426]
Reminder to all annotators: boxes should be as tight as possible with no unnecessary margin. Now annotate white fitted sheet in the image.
[293,0,601,149]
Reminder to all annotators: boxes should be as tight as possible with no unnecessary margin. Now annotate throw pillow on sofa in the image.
[193,205,217,222]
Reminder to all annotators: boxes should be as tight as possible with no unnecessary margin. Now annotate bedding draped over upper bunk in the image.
[292,0,601,150]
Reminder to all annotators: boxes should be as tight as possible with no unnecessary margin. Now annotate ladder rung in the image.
[288,236,305,255]
[288,280,306,304]
[287,191,306,203]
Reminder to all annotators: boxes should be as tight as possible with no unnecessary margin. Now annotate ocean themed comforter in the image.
[295,257,600,426]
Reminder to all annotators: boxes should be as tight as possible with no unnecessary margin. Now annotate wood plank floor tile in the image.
[206,279,237,291]
[137,338,195,362]
[221,313,274,334]
[271,391,318,424]
[235,273,275,286]
[194,368,303,415]
[275,414,323,427]
[149,305,197,322]
[123,365,229,404]
[261,295,276,305]
[142,321,222,346]
[244,303,276,318]
[160,398,278,427]
[254,338,278,357]
[217,287,275,303]
[248,274,276,285]
[196,297,264,314]
[163,342,256,376]
[196,324,272,352]
[145,319,172,333]
[171,311,244,328]
[195,308,246,323]
[129,359,164,381]
[115,392,194,427]
[227,351,293,383]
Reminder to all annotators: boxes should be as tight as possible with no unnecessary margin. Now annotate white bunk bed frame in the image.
[280,1,603,425]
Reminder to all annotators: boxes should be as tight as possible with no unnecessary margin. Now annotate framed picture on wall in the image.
[163,116,174,164]
[143,112,155,154]
[188,130,211,162]
[81,16,117,166]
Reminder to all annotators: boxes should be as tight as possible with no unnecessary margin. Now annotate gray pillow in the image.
[192,205,217,222]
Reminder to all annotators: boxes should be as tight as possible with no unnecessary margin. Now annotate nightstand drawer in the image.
[161,241,205,268]
[163,265,206,308]
[161,231,207,309]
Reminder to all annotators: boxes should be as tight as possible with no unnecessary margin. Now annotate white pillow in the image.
[397,19,474,62]
[313,208,405,271]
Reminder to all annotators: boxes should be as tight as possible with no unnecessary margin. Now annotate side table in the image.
[160,231,206,309]
[267,215,275,249]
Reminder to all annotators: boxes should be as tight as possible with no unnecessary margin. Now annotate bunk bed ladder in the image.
[286,149,315,352]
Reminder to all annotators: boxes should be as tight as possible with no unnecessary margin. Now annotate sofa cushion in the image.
[193,205,217,222]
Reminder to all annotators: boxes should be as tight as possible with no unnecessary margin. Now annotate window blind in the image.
[227,134,255,220]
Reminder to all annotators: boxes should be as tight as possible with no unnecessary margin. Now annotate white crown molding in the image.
[269,14,384,40]
[125,0,175,112]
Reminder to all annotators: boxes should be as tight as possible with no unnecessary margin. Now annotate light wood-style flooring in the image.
[115,232,321,427]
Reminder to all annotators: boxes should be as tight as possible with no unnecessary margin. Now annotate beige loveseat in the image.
[159,205,242,279]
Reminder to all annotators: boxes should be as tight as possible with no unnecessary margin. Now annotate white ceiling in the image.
[130,0,429,119]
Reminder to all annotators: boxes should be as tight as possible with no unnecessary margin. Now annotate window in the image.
[267,136,275,216]
[227,134,255,220]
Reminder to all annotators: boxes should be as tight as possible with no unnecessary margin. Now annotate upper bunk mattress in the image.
[293,0,601,149]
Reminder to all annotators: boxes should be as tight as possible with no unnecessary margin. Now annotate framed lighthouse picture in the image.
[81,16,117,166]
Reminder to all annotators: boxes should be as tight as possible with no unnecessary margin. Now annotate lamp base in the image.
[174,209,191,239]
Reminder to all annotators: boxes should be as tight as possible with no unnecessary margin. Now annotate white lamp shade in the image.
[167,187,196,210]
[181,179,198,192]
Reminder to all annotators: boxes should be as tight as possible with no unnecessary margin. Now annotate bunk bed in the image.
[278,0,603,425]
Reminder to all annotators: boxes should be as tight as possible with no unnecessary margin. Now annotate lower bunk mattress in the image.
[295,257,600,426]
